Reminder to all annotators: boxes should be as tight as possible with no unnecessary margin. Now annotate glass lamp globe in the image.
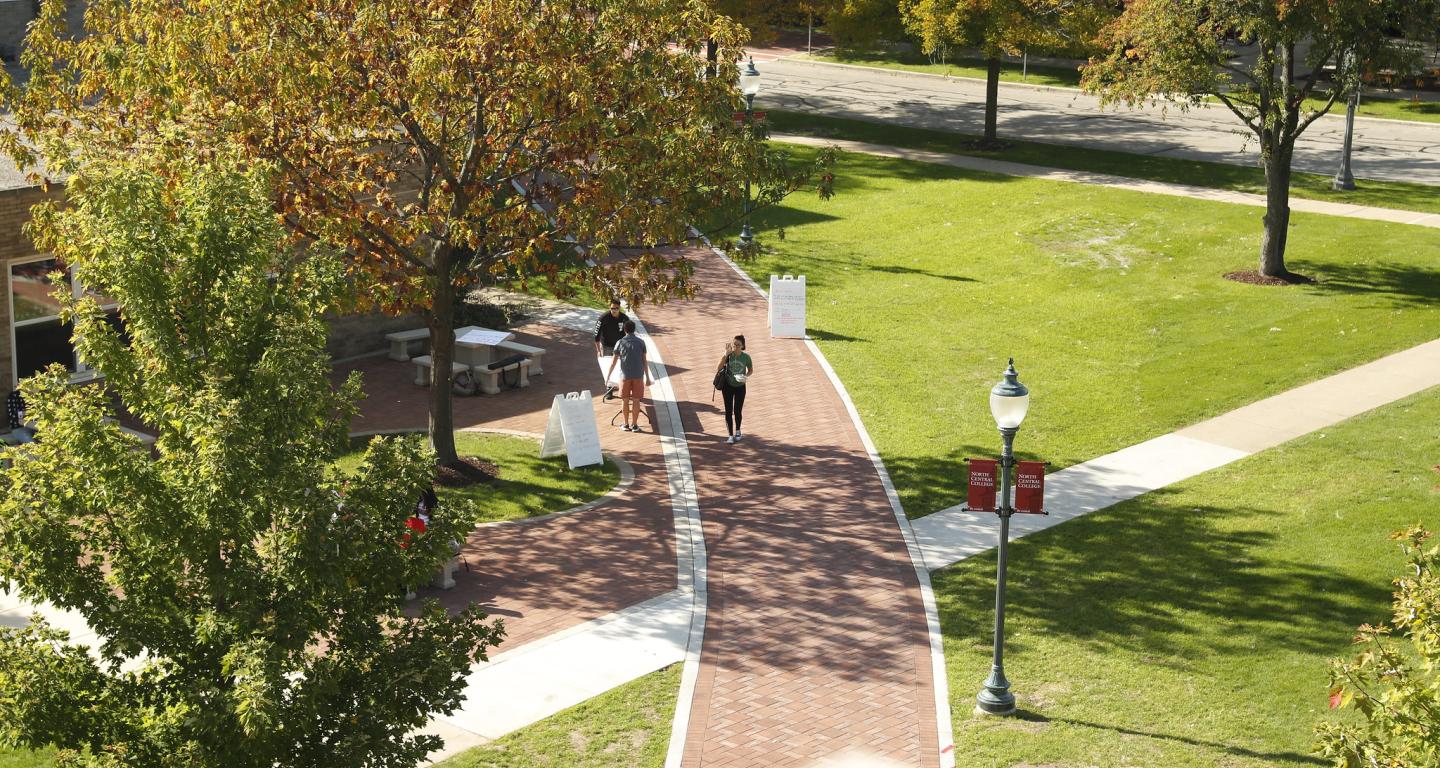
[989,358,1030,429]
[740,57,761,97]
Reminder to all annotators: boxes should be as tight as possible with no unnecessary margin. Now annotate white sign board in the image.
[768,274,807,338]
[596,356,624,387]
[456,328,513,347]
[539,391,603,469]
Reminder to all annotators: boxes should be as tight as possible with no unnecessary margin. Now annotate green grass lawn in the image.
[435,664,679,768]
[769,111,1440,216]
[0,749,53,768]
[936,388,1440,766]
[803,49,1085,90]
[339,432,619,525]
[733,146,1440,518]
[804,48,1440,124]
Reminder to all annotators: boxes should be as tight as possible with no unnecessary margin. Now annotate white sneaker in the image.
[733,431,743,442]
[726,434,737,444]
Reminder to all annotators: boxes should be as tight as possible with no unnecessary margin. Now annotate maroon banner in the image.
[967,459,998,512]
[1015,461,1046,514]
[752,110,768,121]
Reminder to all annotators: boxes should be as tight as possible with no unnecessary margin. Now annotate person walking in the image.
[718,334,753,443]
[605,320,652,433]
[593,299,629,357]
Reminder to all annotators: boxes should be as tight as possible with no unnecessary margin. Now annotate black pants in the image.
[721,382,746,435]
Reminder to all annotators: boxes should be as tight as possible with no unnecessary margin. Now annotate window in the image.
[8,257,122,386]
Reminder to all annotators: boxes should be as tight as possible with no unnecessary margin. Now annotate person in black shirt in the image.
[593,299,629,356]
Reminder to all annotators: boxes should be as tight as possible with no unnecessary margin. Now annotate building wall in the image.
[1,182,420,410]
[0,1,37,63]
[1,185,56,408]
[0,0,87,62]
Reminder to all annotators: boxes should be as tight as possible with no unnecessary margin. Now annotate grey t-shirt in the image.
[614,334,648,380]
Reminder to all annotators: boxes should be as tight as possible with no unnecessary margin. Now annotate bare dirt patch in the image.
[1223,270,1316,286]
[435,456,500,488]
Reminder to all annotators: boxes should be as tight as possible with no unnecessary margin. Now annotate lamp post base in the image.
[738,224,754,247]
[976,666,1016,716]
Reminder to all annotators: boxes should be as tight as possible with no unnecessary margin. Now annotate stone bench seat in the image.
[411,355,469,387]
[386,328,431,361]
[470,357,531,395]
[494,340,546,376]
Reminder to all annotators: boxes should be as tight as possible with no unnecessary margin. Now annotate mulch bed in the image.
[1223,270,1317,286]
[435,456,500,488]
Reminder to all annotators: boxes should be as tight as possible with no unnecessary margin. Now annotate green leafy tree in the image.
[822,0,910,49]
[1316,525,1440,768]
[0,152,502,767]
[1082,0,1430,278]
[902,0,1111,145]
[2,0,832,467]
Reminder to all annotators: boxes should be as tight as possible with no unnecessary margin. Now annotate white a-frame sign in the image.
[768,274,806,338]
[540,390,604,469]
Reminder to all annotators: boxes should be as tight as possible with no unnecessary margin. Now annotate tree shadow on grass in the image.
[870,264,977,283]
[807,329,865,343]
[1300,261,1440,307]
[1049,717,1328,766]
[932,485,1390,660]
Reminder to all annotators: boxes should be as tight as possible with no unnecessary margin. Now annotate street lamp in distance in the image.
[738,57,761,248]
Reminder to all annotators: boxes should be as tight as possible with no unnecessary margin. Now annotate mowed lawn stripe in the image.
[733,146,1440,517]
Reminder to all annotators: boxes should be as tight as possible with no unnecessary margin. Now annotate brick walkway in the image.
[335,324,676,651]
[642,249,941,767]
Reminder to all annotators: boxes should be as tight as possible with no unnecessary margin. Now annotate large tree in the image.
[3,0,831,466]
[0,152,501,766]
[1082,0,1429,278]
[902,0,1111,145]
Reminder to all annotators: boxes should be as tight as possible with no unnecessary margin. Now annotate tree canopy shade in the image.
[1316,526,1440,768]
[1082,0,1434,278]
[1,0,834,465]
[902,0,1112,144]
[0,153,502,768]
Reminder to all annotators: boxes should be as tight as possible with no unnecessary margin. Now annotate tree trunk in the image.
[983,56,1001,146]
[428,275,459,466]
[1259,143,1293,277]
[706,39,717,80]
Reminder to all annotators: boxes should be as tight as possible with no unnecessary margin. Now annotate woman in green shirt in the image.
[718,335,753,444]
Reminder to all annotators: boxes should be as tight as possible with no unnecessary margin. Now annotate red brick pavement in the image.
[334,323,676,652]
[642,249,941,767]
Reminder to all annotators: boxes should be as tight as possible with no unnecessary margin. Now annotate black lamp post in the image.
[738,57,761,247]
[976,358,1030,716]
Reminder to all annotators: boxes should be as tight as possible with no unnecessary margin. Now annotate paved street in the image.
[758,58,1440,186]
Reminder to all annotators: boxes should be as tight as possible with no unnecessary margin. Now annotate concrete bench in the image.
[386,328,431,361]
[473,357,531,395]
[495,340,546,376]
[412,355,469,387]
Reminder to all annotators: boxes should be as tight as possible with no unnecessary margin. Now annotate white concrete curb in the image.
[626,311,710,768]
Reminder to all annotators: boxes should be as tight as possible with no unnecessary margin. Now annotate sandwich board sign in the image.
[769,274,806,338]
[540,391,603,469]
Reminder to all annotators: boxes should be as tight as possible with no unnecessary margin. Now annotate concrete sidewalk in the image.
[776,133,1440,229]
[914,338,1440,569]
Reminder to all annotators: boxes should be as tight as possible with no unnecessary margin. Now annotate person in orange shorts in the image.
[605,320,653,432]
